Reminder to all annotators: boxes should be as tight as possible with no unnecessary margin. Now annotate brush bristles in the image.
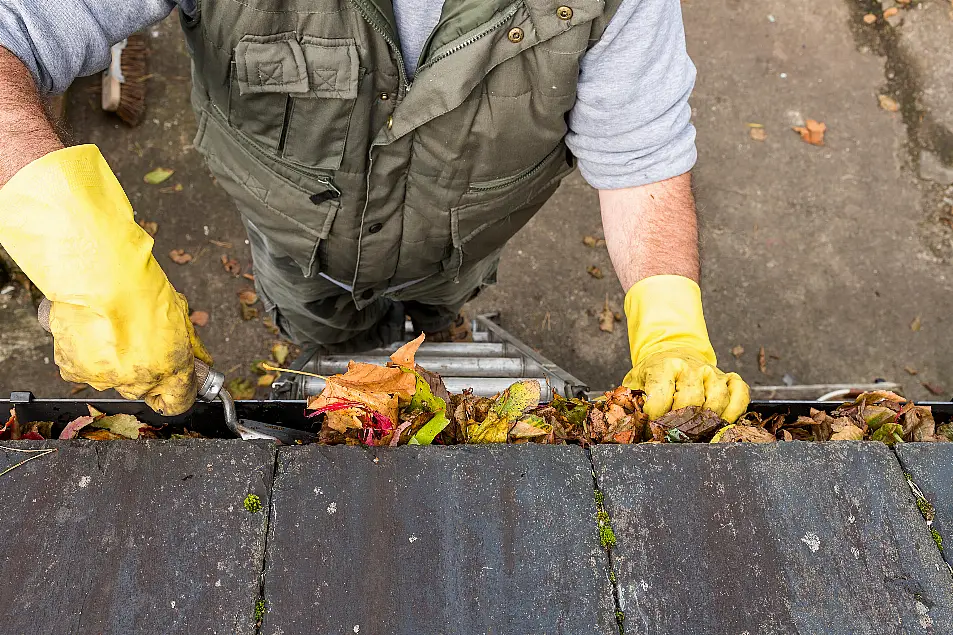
[115,33,147,126]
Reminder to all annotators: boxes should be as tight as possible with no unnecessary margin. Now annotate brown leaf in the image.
[883,7,899,18]
[830,424,864,441]
[731,345,745,358]
[221,254,241,276]
[599,296,614,333]
[208,239,233,249]
[899,404,936,441]
[921,381,945,396]
[655,406,725,441]
[792,119,826,146]
[159,183,184,194]
[242,273,256,282]
[904,365,919,375]
[189,310,209,327]
[80,428,124,440]
[749,127,767,142]
[809,409,834,442]
[69,383,88,396]
[582,236,606,248]
[587,265,604,279]
[712,424,776,443]
[238,289,258,305]
[863,13,877,23]
[169,249,193,264]
[878,95,900,112]
[910,315,921,331]
[390,333,425,369]
[138,220,159,236]
[262,316,280,335]
[758,346,767,374]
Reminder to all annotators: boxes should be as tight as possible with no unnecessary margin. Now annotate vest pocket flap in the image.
[298,36,359,100]
[235,33,309,95]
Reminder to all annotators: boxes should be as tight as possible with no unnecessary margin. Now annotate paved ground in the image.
[2,0,953,400]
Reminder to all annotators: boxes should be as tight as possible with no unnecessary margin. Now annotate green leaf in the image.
[92,414,145,439]
[871,422,904,445]
[466,380,541,444]
[143,167,174,184]
[407,372,450,445]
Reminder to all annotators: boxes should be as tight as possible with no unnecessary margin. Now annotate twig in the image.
[260,363,329,381]
[0,446,57,479]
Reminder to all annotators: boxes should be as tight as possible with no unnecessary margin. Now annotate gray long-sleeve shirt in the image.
[0,0,696,190]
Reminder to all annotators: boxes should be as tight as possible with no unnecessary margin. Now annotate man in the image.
[0,0,749,421]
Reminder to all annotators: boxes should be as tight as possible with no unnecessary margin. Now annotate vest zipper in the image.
[348,0,409,93]
[415,2,523,76]
[466,145,561,193]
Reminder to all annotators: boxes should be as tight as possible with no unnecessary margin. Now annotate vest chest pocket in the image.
[229,32,359,171]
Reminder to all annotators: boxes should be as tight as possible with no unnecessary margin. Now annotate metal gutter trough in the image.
[2,398,953,634]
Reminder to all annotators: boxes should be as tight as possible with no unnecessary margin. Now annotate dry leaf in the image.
[883,7,899,18]
[613,312,623,322]
[390,333,425,369]
[731,345,745,358]
[921,382,945,396]
[863,13,877,23]
[599,296,614,333]
[272,342,291,365]
[159,183,184,193]
[143,167,174,184]
[138,220,159,236]
[749,127,767,142]
[904,365,919,376]
[242,273,256,282]
[758,346,767,374]
[221,254,241,276]
[226,378,256,400]
[262,316,280,335]
[169,249,192,264]
[238,289,258,305]
[583,236,606,248]
[189,310,209,327]
[587,265,604,279]
[792,119,826,146]
[711,424,776,443]
[910,316,921,332]
[878,95,899,112]
[241,303,258,321]
[209,239,233,248]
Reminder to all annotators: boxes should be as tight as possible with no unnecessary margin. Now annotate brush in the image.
[101,33,147,126]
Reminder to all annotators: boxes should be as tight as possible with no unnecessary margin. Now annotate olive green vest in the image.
[182,0,620,309]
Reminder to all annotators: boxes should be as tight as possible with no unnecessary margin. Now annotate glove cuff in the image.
[624,275,717,367]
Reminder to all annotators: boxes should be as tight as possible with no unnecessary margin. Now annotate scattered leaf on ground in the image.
[613,312,623,322]
[271,342,291,365]
[159,183,184,193]
[241,303,259,321]
[599,296,614,333]
[169,249,193,264]
[878,95,900,112]
[731,345,745,358]
[143,167,174,184]
[910,316,921,331]
[238,289,258,305]
[242,273,256,282]
[749,127,767,142]
[758,346,767,373]
[138,220,159,236]
[226,378,256,400]
[221,254,241,275]
[189,310,209,327]
[583,236,606,248]
[792,119,826,146]
[863,13,877,23]
[904,365,919,375]
[262,317,280,335]
[587,265,604,279]
[209,239,233,249]
[922,382,945,396]
[883,7,899,18]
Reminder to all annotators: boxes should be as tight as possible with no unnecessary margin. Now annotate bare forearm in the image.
[598,172,699,291]
[0,47,62,187]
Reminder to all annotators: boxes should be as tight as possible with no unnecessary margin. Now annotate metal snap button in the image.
[557,6,573,20]
[379,92,390,101]
[507,27,524,43]
[387,116,393,130]
[368,223,383,234]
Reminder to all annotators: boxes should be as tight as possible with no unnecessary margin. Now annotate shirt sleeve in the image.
[0,0,189,95]
[567,0,697,190]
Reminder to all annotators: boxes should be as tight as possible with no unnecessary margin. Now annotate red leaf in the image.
[59,415,94,440]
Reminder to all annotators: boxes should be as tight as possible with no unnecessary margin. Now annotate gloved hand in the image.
[623,275,749,423]
[0,145,211,415]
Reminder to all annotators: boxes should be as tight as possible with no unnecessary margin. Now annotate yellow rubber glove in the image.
[623,275,749,423]
[0,145,211,415]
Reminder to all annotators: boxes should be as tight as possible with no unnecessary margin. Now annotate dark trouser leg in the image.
[244,219,405,354]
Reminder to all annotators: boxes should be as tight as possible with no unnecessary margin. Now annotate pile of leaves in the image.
[0,406,206,442]
[305,339,953,447]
